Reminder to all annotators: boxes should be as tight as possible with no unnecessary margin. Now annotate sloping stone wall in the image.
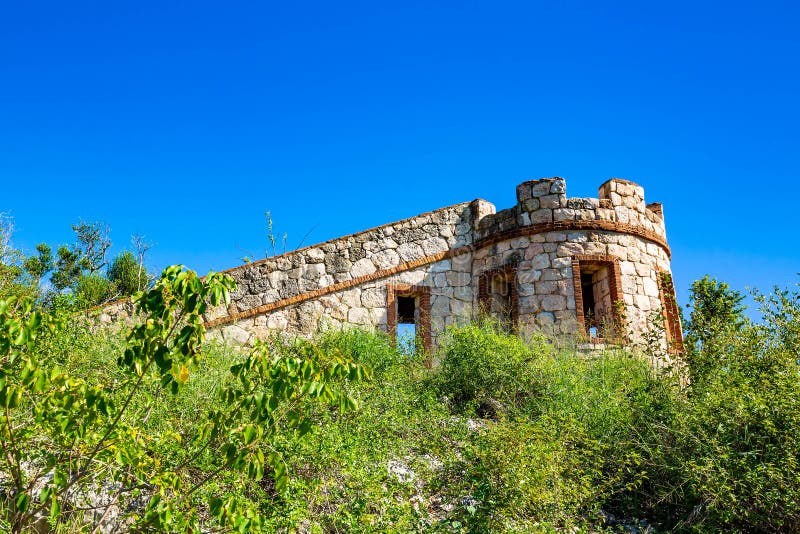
[204,202,477,346]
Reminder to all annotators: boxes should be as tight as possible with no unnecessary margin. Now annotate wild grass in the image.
[8,282,800,532]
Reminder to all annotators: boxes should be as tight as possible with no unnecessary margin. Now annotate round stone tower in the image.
[471,177,682,353]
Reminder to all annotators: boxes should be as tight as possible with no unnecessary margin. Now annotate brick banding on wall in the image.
[205,219,669,329]
[472,220,671,259]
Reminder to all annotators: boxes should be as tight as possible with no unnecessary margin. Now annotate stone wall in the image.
[203,202,478,347]
[470,177,672,343]
[100,176,682,357]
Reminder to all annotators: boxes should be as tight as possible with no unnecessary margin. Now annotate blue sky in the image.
[1,1,798,315]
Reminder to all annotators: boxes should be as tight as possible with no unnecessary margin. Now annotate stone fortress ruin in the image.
[185,176,684,356]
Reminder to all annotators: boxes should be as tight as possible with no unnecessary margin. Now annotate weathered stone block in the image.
[371,249,400,270]
[539,194,563,209]
[541,295,567,311]
[445,272,470,287]
[351,258,377,277]
[643,277,660,297]
[306,248,325,263]
[397,242,425,262]
[545,232,567,242]
[361,288,385,308]
[516,183,532,201]
[511,236,530,249]
[522,198,540,211]
[531,254,550,270]
[531,181,552,197]
[550,179,566,194]
[347,307,371,325]
[530,209,553,224]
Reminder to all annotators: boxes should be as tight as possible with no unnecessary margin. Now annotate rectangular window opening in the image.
[397,296,417,324]
[479,266,518,332]
[573,258,620,341]
[491,275,514,328]
[386,284,432,356]
[396,295,418,354]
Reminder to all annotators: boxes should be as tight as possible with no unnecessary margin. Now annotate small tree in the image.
[71,221,111,275]
[108,251,149,296]
[131,234,154,292]
[21,244,53,284]
[683,275,747,385]
[0,265,367,532]
[0,216,43,299]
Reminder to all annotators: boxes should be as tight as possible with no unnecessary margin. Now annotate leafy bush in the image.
[0,266,366,533]
[107,250,150,295]
[73,272,117,307]
[441,417,606,532]
[435,320,549,413]
[635,281,800,532]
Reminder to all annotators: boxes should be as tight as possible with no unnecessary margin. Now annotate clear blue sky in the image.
[2,1,798,315]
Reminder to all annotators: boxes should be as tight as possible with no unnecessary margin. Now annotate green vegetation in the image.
[0,217,154,309]
[0,250,798,531]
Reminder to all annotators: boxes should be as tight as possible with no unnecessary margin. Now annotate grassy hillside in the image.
[0,270,798,533]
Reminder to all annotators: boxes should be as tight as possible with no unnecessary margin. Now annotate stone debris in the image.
[387,459,416,483]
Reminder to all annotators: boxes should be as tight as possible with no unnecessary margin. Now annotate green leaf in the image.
[242,425,258,446]
[297,418,312,438]
[50,495,61,520]
[15,492,29,512]
[209,497,224,520]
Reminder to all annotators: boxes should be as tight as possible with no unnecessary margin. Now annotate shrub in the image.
[625,281,800,532]
[107,250,150,296]
[435,320,549,413]
[441,417,606,532]
[0,266,366,533]
[73,272,117,308]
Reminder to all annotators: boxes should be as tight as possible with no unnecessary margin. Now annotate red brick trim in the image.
[477,263,519,330]
[657,271,684,353]
[571,254,623,340]
[204,220,668,330]
[474,220,670,259]
[386,284,432,353]
[204,249,460,328]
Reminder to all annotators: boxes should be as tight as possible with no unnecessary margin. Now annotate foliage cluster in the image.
[0,218,152,309]
[0,267,798,532]
[0,266,366,532]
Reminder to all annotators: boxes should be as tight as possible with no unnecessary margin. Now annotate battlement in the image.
[509,177,666,239]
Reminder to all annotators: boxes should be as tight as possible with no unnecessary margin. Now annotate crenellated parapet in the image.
[474,177,669,258]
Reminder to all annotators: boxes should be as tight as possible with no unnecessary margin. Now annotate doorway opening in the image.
[478,264,518,331]
[571,255,623,341]
[386,284,432,355]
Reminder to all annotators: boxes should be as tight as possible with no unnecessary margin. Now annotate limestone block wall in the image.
[203,203,477,346]
[471,177,673,345]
